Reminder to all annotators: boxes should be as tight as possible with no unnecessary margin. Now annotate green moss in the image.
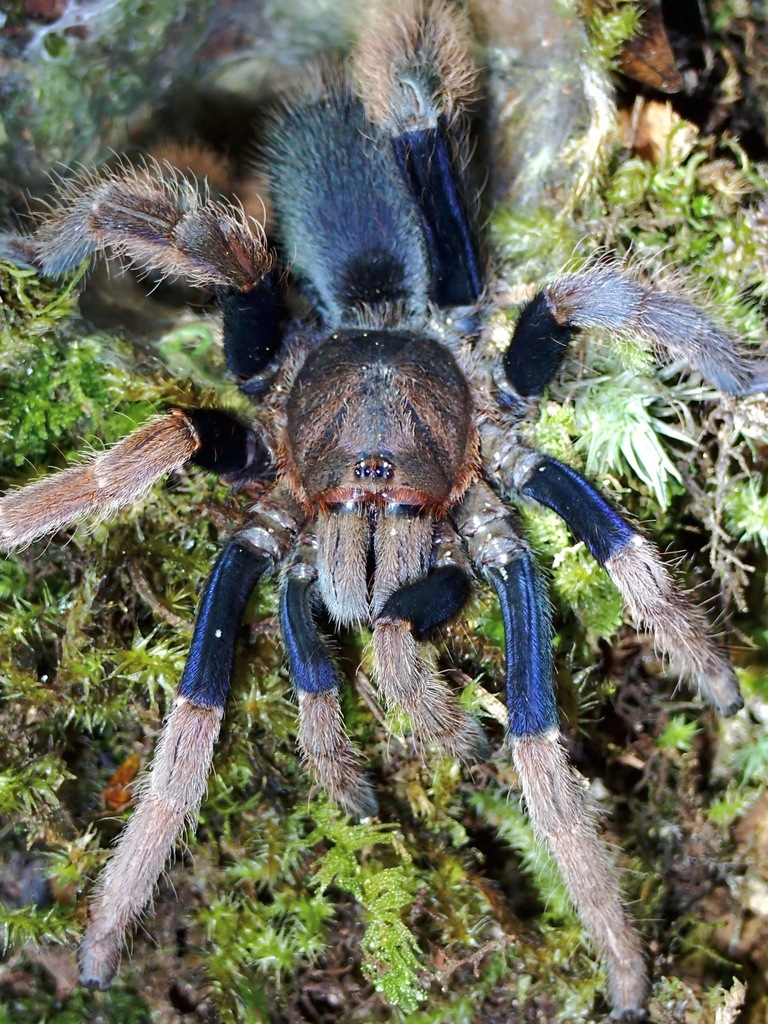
[0,901,78,951]
[656,715,702,753]
[551,544,625,640]
[307,807,425,1010]
[472,788,574,923]
[0,758,72,818]
[583,0,642,65]
[724,479,768,549]
[491,208,582,281]
[571,368,695,511]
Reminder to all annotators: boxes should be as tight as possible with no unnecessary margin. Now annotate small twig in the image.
[128,563,191,629]
[435,935,519,986]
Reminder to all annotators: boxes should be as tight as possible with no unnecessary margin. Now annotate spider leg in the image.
[455,481,648,1018]
[353,0,483,307]
[0,154,284,390]
[378,563,471,641]
[79,696,223,990]
[220,271,285,390]
[2,155,284,399]
[79,487,302,989]
[0,407,271,551]
[513,733,647,1020]
[372,511,489,762]
[281,528,378,817]
[1,160,270,290]
[504,264,768,397]
[506,449,742,716]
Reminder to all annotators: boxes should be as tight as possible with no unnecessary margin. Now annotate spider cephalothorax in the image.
[0,1,765,1018]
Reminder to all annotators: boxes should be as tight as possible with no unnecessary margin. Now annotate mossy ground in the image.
[1,2,768,1022]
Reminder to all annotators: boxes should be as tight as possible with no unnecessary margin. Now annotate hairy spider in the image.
[0,1,765,1018]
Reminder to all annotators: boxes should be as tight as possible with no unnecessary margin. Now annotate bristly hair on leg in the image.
[605,534,743,716]
[544,263,768,396]
[352,0,477,133]
[79,697,222,990]
[9,159,272,289]
[511,731,648,1018]
[297,689,379,818]
[372,619,490,763]
[368,507,489,762]
[503,449,744,717]
[0,410,201,551]
[315,509,371,627]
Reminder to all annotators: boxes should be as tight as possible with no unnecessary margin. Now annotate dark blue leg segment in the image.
[179,540,270,708]
[391,123,483,307]
[283,572,378,816]
[519,457,635,565]
[280,577,338,694]
[219,272,283,386]
[184,408,271,479]
[378,565,471,639]
[486,554,557,737]
[503,292,575,397]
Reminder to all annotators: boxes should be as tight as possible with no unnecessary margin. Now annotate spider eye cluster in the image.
[354,457,395,480]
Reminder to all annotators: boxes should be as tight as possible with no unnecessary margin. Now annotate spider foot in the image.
[78,698,223,988]
[610,1010,648,1023]
[13,160,270,289]
[353,0,476,136]
[298,690,379,818]
[606,535,743,716]
[512,732,649,1018]
[373,618,490,763]
[504,265,768,398]
[0,411,200,551]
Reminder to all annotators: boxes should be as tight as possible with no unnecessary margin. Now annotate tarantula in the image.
[0,1,765,1017]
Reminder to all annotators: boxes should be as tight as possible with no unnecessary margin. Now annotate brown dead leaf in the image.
[620,99,698,164]
[620,1,683,94]
[102,750,142,811]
